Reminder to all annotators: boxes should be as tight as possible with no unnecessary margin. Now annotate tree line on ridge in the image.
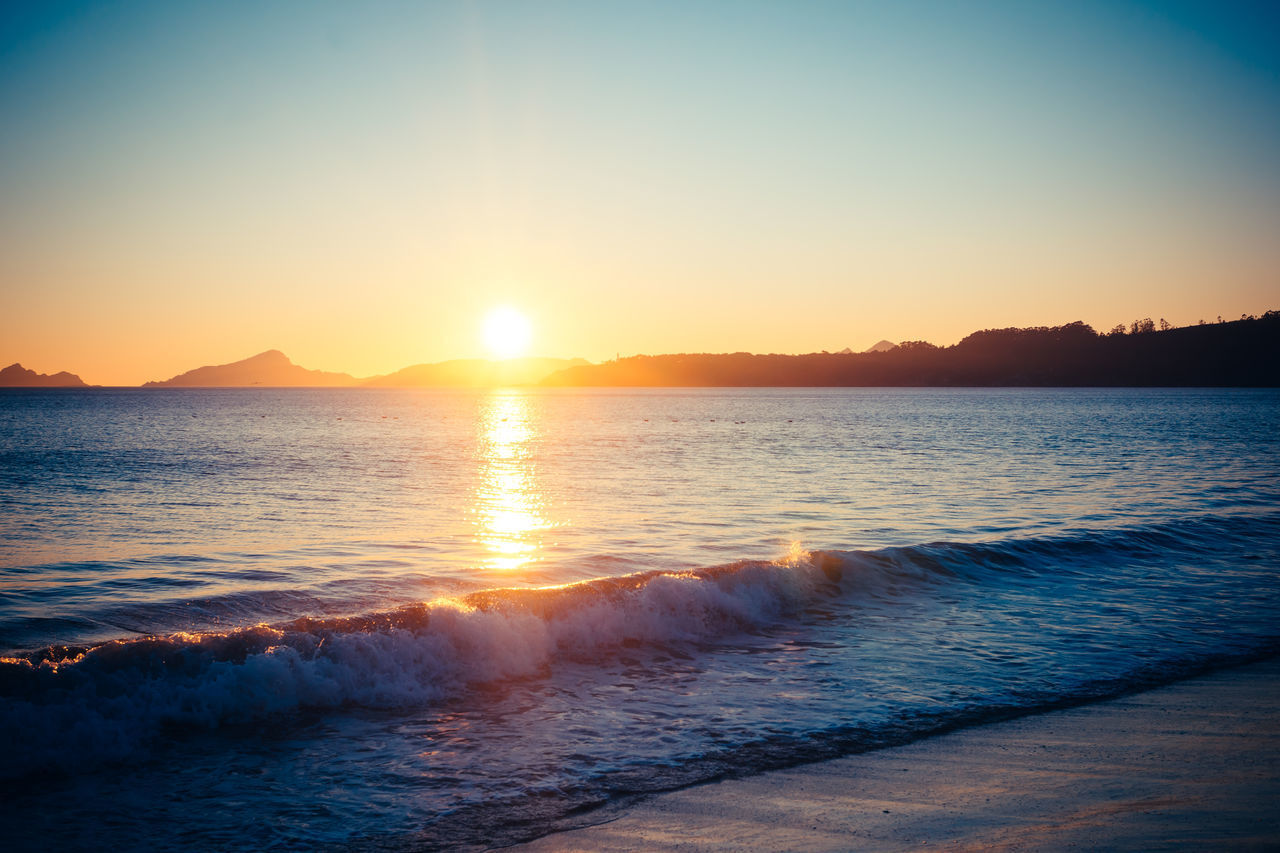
[541,311,1280,387]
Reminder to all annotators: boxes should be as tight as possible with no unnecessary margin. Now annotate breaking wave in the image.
[3,513,1277,780]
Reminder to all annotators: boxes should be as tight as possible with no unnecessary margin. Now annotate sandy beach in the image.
[506,658,1280,852]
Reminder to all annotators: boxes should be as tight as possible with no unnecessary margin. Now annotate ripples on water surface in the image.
[1,387,1278,850]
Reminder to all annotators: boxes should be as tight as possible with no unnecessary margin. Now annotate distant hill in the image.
[363,357,589,387]
[0,363,89,387]
[142,351,589,388]
[865,340,898,353]
[143,350,360,387]
[542,313,1280,387]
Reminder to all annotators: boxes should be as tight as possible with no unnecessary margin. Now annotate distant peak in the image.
[0,361,89,386]
[243,348,291,363]
[142,349,357,387]
[865,340,898,353]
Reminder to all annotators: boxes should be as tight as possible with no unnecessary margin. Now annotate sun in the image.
[482,306,533,360]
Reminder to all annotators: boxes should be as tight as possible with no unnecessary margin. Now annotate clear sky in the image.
[1,0,1278,385]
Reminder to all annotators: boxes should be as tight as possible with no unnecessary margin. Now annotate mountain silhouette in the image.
[542,313,1280,387]
[143,350,359,387]
[27,311,1280,390]
[0,363,89,387]
[362,357,588,387]
[142,351,588,388]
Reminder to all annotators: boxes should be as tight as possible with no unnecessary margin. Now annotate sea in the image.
[1,387,1278,850]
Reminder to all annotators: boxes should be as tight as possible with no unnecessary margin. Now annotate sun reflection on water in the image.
[473,391,553,572]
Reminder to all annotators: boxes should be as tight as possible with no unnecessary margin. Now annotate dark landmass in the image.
[143,350,360,387]
[30,311,1280,389]
[142,350,587,387]
[543,312,1280,387]
[0,363,89,387]
[363,357,588,387]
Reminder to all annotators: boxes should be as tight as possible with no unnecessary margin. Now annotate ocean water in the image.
[1,387,1278,850]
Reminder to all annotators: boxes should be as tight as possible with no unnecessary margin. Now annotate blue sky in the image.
[2,1,1277,383]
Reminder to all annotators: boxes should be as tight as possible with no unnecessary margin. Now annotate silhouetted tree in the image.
[1130,318,1155,334]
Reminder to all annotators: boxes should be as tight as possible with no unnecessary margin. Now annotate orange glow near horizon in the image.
[473,391,554,572]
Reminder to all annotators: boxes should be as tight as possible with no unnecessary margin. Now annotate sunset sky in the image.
[2,0,1278,385]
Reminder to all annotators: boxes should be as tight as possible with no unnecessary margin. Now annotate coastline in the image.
[505,658,1280,852]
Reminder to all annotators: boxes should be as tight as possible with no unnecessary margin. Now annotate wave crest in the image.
[0,552,834,779]
[5,512,1276,780]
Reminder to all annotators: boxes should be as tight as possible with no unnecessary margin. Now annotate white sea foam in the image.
[0,552,836,778]
[4,514,1278,781]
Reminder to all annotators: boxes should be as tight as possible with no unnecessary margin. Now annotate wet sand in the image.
[506,658,1280,852]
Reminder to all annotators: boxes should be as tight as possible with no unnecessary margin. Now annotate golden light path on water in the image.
[473,390,555,572]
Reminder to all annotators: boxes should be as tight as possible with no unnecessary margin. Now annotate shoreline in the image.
[505,658,1280,851]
